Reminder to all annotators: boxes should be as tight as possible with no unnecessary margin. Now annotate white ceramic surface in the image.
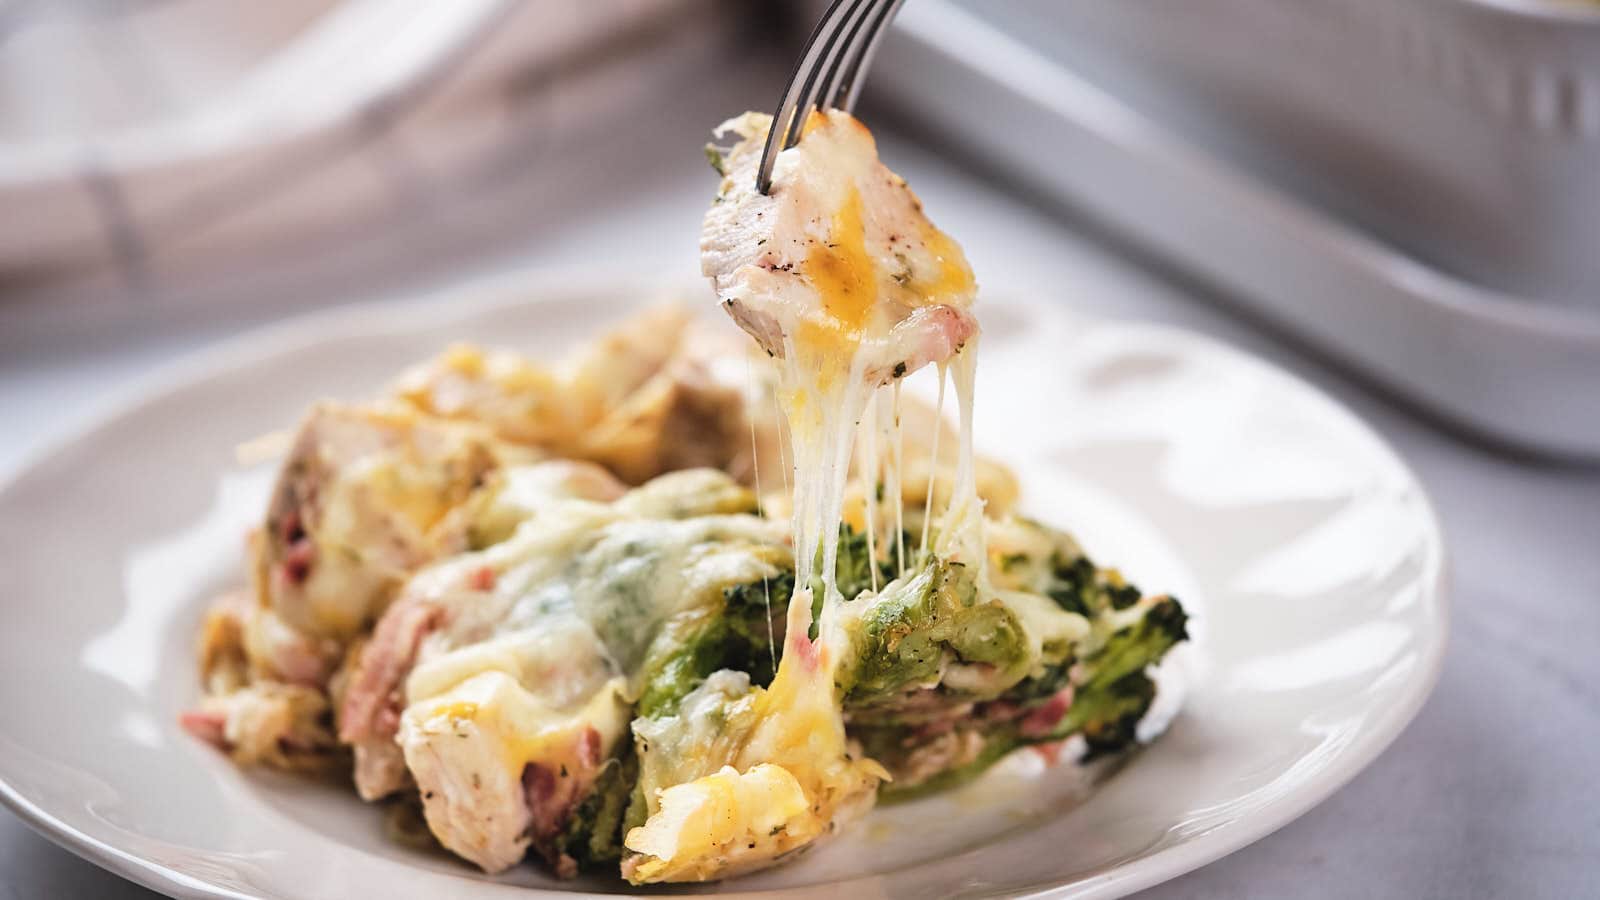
[0,274,1448,899]
[874,0,1600,460]
[940,0,1600,307]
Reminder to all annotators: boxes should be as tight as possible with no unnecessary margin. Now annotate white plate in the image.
[0,273,1448,899]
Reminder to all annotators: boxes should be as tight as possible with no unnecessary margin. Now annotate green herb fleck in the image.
[704,144,726,175]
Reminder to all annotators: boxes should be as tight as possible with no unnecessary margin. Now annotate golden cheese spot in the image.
[441,344,485,375]
[781,382,826,443]
[801,109,827,139]
[433,701,479,721]
[909,223,975,308]
[805,187,876,334]
[841,496,866,533]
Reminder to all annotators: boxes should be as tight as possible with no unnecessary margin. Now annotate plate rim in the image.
[0,266,1451,900]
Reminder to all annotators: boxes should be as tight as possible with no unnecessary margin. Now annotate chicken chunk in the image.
[390,306,750,485]
[350,468,787,875]
[336,460,630,800]
[256,404,508,645]
[702,110,979,384]
[178,682,340,773]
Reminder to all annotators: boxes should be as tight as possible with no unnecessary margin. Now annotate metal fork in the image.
[756,0,908,194]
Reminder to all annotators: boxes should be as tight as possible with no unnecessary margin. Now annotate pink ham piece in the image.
[338,600,445,800]
[179,709,227,747]
[522,726,605,878]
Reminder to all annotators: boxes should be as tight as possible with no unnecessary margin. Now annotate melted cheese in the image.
[623,664,886,884]
[622,108,988,884]
[625,764,809,869]
[807,187,877,334]
[264,404,503,641]
[392,465,789,873]
[914,224,978,307]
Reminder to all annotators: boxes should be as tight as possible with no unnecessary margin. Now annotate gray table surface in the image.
[2,93,1597,899]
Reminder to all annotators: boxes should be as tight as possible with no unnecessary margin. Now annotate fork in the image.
[756,0,909,194]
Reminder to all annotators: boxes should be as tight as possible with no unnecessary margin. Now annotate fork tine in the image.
[831,0,907,112]
[781,0,879,150]
[756,0,873,194]
[777,0,876,152]
[811,0,888,125]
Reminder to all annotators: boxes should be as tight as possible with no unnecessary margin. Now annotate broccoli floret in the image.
[797,524,896,639]
[1053,595,1188,757]
[834,523,894,600]
[1045,553,1096,616]
[600,570,791,870]
[551,748,639,870]
[1062,672,1158,760]
[1003,659,1075,704]
[864,592,1188,797]
[1046,552,1143,615]
[836,563,956,704]
[1080,596,1189,689]
[634,572,790,719]
[722,570,793,650]
[835,559,1032,710]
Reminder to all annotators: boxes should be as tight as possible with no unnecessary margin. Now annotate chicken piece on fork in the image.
[701,108,978,384]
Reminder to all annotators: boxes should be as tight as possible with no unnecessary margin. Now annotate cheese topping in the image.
[620,108,987,883]
[387,465,788,873]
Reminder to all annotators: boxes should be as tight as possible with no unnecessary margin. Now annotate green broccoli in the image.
[869,592,1188,799]
[1045,551,1142,617]
[835,559,1032,713]
[1054,595,1187,758]
[566,568,791,872]
[634,570,790,718]
[550,748,638,871]
[1079,596,1188,692]
[1061,672,1158,760]
[833,523,895,601]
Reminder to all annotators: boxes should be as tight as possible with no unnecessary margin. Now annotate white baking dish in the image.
[869,0,1600,460]
[945,0,1600,310]
[934,0,1600,312]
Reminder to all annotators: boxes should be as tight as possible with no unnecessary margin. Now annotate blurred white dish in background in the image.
[868,0,1600,460]
[0,0,714,276]
[0,272,1447,899]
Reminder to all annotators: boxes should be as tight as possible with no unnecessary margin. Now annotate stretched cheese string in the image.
[771,382,792,501]
[872,389,896,579]
[934,342,984,571]
[920,362,948,559]
[746,353,778,677]
[890,381,906,578]
[776,331,871,651]
[775,341,986,658]
[859,398,881,594]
